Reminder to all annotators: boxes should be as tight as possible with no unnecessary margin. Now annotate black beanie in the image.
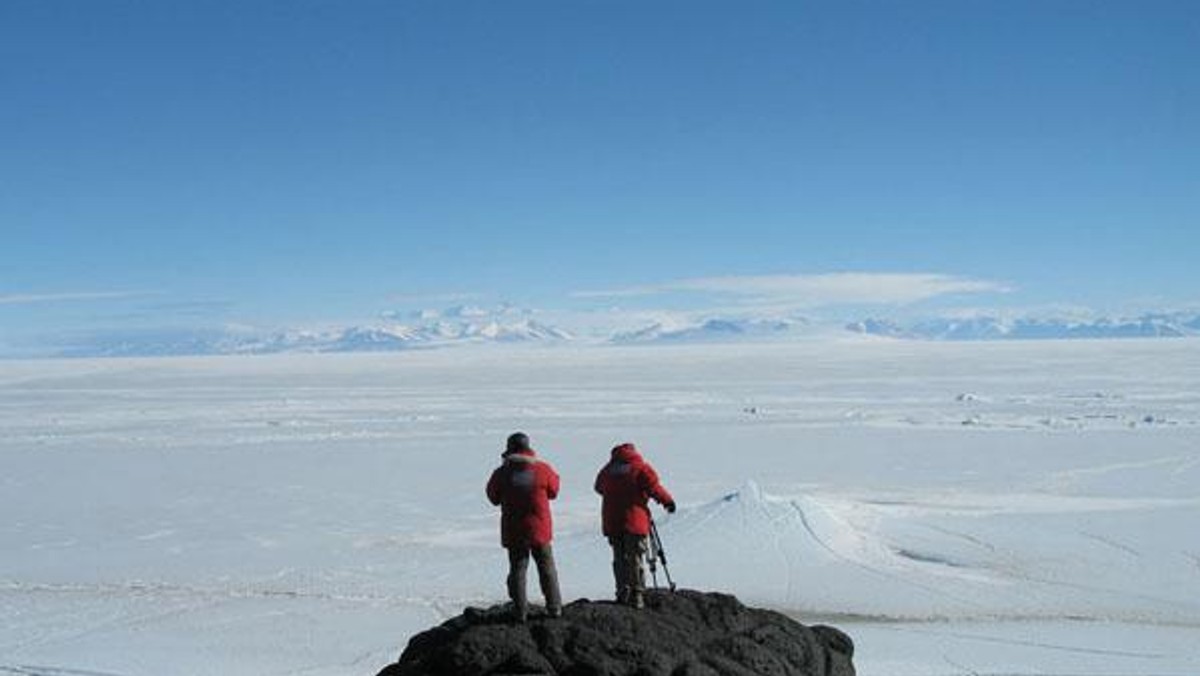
[505,432,531,455]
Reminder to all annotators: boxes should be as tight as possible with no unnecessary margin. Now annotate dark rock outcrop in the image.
[376,589,855,676]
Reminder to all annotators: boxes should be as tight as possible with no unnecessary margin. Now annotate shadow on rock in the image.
[375,589,855,676]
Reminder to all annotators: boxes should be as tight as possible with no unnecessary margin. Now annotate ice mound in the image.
[657,481,1200,624]
[657,481,990,618]
[374,588,855,676]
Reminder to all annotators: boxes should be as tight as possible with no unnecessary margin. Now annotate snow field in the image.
[1,339,1199,675]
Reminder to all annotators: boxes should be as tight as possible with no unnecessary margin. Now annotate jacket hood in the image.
[610,443,641,463]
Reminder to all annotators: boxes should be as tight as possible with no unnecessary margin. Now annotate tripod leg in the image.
[650,520,677,592]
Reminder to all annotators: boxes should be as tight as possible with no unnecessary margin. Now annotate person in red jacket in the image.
[486,432,563,621]
[594,442,675,608]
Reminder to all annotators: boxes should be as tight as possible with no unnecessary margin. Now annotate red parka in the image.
[594,443,674,537]
[487,448,560,549]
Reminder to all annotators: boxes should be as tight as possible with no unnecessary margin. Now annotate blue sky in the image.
[2,1,1197,344]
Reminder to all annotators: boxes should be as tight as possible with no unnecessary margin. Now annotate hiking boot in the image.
[630,593,645,610]
[546,605,562,619]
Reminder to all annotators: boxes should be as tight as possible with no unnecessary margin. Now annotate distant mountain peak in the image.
[611,316,811,344]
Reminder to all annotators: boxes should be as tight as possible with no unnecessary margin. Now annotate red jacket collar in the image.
[504,448,538,463]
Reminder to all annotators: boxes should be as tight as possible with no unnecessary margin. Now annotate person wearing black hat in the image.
[486,432,563,621]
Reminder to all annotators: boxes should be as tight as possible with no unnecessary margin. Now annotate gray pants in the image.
[507,544,562,618]
[608,533,647,604]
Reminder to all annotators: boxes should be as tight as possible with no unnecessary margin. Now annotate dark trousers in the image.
[507,544,562,617]
[608,533,647,603]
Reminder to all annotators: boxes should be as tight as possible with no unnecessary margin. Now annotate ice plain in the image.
[2,338,1199,676]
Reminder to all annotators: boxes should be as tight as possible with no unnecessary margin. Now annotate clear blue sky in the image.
[2,1,1197,339]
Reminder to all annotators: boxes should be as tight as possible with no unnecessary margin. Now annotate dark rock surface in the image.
[375,589,855,676]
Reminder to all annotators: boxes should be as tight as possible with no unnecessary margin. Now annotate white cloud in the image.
[573,272,1011,307]
[572,287,663,300]
[0,291,153,306]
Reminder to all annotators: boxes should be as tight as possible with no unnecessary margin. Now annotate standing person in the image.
[486,432,563,621]
[594,442,676,609]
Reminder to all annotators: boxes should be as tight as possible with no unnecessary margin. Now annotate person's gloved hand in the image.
[665,501,677,514]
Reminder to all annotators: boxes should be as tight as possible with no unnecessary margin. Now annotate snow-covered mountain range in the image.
[26,309,1200,358]
[846,313,1200,341]
[55,317,573,358]
[613,312,1200,345]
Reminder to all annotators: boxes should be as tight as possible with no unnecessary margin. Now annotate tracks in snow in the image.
[0,578,458,612]
[0,666,128,676]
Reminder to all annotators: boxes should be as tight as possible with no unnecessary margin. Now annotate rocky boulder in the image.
[375,589,855,676]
